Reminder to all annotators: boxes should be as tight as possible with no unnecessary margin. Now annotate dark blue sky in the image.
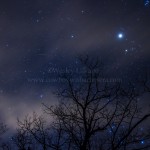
[0,0,150,135]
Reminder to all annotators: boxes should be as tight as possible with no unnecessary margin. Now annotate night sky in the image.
[0,0,150,135]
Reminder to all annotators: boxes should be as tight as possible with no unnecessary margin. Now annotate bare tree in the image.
[15,56,150,150]
[0,142,12,150]
[17,112,52,150]
[12,127,32,150]
[0,122,9,150]
[17,113,70,150]
[0,122,6,136]
[43,56,150,150]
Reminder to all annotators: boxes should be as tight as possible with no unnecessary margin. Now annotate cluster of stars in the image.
[107,124,146,145]
[144,0,150,6]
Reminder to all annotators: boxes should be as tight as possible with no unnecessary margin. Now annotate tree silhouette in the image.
[0,122,6,136]
[0,122,10,150]
[0,142,12,150]
[42,56,150,150]
[12,127,32,150]
[17,113,70,150]
[16,56,150,150]
[17,112,52,150]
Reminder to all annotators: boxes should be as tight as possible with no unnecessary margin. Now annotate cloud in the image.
[0,88,58,131]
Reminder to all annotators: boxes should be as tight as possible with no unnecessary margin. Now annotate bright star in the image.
[118,33,123,39]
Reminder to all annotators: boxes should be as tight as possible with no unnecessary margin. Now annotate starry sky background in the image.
[0,0,150,132]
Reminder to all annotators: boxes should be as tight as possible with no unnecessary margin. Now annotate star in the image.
[6,44,9,47]
[81,10,85,14]
[40,94,44,99]
[118,33,123,39]
[141,140,145,144]
[38,10,42,14]
[71,35,74,38]
[36,19,40,23]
